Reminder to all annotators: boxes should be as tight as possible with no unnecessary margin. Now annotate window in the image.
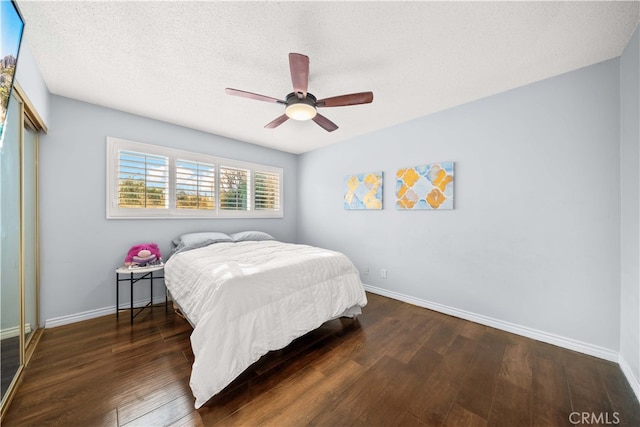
[255,171,280,211]
[106,137,283,219]
[176,159,215,210]
[219,166,250,211]
[118,150,169,209]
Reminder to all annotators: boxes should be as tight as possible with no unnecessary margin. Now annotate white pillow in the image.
[172,232,233,254]
[230,231,275,242]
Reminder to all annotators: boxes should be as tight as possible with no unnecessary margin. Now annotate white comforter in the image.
[164,240,368,408]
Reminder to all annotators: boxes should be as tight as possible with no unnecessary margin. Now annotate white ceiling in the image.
[17,1,640,154]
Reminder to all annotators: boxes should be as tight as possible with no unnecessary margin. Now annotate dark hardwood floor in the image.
[2,292,638,426]
[1,336,20,397]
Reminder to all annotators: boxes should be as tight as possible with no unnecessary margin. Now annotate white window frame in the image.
[106,137,284,219]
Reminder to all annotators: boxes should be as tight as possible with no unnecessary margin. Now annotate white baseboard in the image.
[0,323,32,340]
[619,354,640,403]
[363,284,619,362]
[44,296,168,329]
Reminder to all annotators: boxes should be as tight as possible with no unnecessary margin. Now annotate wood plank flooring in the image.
[1,336,20,397]
[2,293,638,426]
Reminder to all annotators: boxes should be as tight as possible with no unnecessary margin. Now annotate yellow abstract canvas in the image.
[396,162,454,210]
[344,171,383,210]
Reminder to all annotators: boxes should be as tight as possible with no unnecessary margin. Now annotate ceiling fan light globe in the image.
[285,103,317,121]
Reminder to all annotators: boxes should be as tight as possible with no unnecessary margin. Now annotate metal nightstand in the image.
[115,264,167,324]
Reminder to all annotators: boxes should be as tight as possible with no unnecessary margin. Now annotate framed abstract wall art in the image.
[396,162,454,210]
[344,171,383,210]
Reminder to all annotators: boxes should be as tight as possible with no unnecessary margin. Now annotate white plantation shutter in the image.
[255,171,280,211]
[219,166,250,211]
[176,159,215,210]
[107,137,283,218]
[117,150,168,208]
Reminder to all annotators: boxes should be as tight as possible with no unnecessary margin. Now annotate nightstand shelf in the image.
[115,264,167,324]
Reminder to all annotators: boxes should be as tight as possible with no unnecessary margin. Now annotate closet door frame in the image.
[22,112,39,350]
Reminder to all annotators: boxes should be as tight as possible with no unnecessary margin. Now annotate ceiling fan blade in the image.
[264,114,289,129]
[312,113,338,132]
[289,53,309,99]
[225,88,285,104]
[317,92,374,108]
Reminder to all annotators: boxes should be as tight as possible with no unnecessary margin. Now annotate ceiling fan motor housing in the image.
[285,92,317,120]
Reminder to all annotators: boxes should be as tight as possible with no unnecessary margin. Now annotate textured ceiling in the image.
[17,1,640,154]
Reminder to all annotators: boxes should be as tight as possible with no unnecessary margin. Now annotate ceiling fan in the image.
[225,53,374,132]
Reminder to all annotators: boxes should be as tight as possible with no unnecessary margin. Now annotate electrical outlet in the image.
[380,269,387,279]
[363,266,369,275]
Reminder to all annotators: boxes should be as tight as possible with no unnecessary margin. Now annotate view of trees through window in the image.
[118,151,168,208]
[176,159,215,210]
[116,149,280,213]
[255,172,280,210]
[219,167,249,211]
[118,179,167,208]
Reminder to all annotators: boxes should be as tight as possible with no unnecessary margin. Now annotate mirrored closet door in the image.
[0,91,23,404]
[0,87,43,419]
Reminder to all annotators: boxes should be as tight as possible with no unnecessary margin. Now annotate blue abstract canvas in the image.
[344,171,383,210]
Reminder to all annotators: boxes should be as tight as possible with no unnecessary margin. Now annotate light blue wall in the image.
[39,96,298,322]
[620,24,640,391]
[15,39,50,127]
[298,59,622,351]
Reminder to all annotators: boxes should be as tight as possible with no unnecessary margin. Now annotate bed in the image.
[164,231,368,408]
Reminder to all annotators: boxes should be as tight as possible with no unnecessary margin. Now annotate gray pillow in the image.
[172,232,233,254]
[230,231,275,242]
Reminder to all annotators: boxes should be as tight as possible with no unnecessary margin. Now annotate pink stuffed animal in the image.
[125,243,162,266]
